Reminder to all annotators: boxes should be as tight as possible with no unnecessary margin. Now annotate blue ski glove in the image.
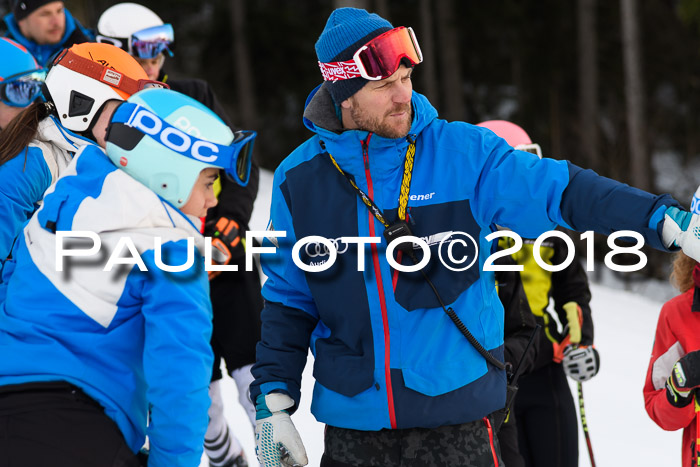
[255,393,308,467]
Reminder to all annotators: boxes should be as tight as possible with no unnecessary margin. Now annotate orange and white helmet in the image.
[476,120,542,158]
[44,42,155,133]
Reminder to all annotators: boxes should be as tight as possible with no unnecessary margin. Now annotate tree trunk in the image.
[418,0,439,105]
[374,0,389,18]
[577,0,599,172]
[435,0,465,120]
[230,0,257,129]
[333,0,369,9]
[620,0,649,190]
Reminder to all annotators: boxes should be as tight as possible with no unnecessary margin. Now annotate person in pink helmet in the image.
[478,120,599,467]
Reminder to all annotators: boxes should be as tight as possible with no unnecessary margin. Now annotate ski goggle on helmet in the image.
[1,70,46,107]
[318,26,422,82]
[97,23,174,59]
[476,120,543,159]
[0,37,45,107]
[105,88,255,208]
[45,43,166,133]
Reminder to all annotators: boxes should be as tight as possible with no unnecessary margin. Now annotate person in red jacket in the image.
[644,252,700,467]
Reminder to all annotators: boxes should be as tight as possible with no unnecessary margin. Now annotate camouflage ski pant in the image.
[321,417,503,467]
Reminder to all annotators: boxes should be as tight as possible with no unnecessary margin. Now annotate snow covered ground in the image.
[203,169,684,466]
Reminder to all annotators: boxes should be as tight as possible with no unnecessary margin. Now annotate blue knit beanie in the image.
[315,8,393,105]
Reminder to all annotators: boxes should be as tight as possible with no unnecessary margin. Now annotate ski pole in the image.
[578,381,596,467]
[695,390,700,466]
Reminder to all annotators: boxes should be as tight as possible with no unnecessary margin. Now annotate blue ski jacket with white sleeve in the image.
[0,116,95,263]
[0,145,214,467]
[250,83,680,432]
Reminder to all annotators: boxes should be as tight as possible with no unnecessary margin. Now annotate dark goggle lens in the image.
[1,71,46,107]
[231,131,255,185]
[105,122,146,150]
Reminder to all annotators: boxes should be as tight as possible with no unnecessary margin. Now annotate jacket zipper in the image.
[362,134,397,429]
[483,417,499,466]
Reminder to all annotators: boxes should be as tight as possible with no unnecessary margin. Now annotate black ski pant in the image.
[497,409,526,467]
[513,361,578,467]
[320,418,503,466]
[0,381,141,467]
[209,261,263,381]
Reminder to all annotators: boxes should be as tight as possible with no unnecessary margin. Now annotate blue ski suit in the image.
[251,83,679,431]
[0,145,214,467]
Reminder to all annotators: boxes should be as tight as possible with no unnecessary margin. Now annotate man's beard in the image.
[350,103,412,139]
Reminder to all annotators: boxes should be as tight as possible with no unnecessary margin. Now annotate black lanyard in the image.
[327,141,416,226]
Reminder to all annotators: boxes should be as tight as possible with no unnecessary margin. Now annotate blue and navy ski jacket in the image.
[3,10,94,66]
[0,145,213,467]
[250,84,680,431]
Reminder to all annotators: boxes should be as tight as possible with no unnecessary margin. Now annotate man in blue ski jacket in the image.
[3,0,92,66]
[251,8,700,467]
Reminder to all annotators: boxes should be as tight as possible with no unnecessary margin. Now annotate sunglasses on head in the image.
[318,26,422,82]
[0,69,46,107]
[96,24,175,59]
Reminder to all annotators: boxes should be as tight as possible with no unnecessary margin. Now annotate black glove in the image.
[666,349,700,407]
[136,448,148,466]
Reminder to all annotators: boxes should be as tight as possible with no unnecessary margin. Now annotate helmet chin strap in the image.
[80,100,115,144]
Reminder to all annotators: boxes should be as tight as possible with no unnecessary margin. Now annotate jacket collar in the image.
[35,115,96,154]
[4,10,79,66]
[302,83,437,177]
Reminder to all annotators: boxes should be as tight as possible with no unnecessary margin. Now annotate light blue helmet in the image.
[105,88,255,208]
[0,37,41,79]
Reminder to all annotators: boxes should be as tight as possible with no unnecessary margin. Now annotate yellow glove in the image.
[562,301,583,345]
[552,302,583,363]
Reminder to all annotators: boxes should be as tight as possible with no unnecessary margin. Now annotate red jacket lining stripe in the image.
[363,134,397,429]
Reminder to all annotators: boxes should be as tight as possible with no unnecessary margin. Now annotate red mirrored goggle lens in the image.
[357,27,422,80]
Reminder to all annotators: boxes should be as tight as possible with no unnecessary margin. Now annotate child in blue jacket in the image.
[0,87,255,467]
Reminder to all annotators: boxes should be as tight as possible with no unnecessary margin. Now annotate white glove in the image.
[255,393,308,467]
[663,206,700,261]
[562,345,600,382]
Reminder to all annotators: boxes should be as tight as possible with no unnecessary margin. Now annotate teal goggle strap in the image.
[108,101,255,186]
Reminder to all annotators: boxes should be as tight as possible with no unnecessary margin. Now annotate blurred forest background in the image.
[5,0,700,279]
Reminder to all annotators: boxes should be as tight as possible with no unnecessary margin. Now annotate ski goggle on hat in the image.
[97,24,174,59]
[318,26,422,82]
[108,102,256,185]
[51,48,170,95]
[0,69,46,107]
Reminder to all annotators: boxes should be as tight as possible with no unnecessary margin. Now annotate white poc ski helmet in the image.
[97,3,174,58]
[44,42,150,133]
[105,88,256,208]
[476,120,543,159]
